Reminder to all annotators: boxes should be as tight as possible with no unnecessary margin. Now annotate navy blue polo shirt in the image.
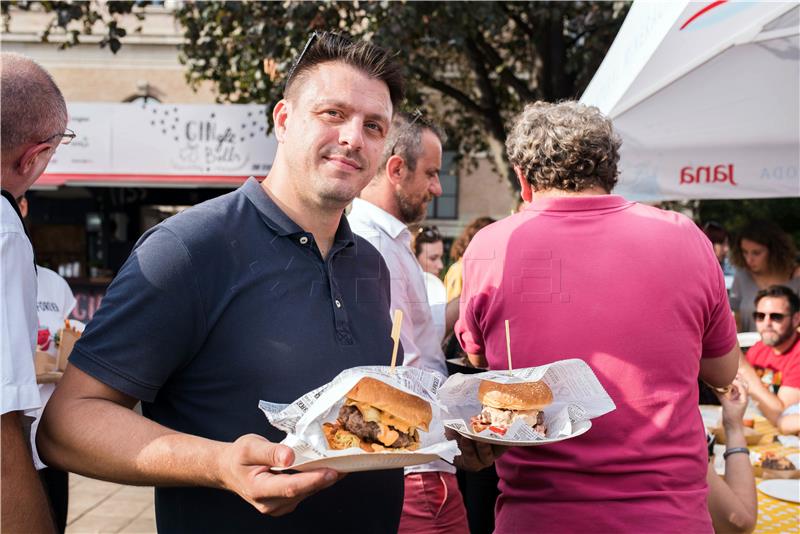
[70,178,404,533]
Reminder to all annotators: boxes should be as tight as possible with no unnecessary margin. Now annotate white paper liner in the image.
[439,358,616,444]
[260,366,460,470]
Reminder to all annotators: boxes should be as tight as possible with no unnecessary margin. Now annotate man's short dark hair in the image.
[506,101,621,193]
[1,53,67,150]
[380,111,446,172]
[284,32,404,108]
[702,221,729,245]
[755,285,800,315]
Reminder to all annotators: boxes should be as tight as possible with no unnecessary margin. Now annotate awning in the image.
[34,173,252,189]
[581,1,800,201]
[39,102,277,189]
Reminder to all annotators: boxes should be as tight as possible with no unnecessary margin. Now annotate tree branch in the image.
[499,2,535,37]
[409,65,486,117]
[471,32,536,102]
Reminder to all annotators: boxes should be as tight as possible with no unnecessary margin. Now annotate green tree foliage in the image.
[697,198,800,248]
[3,0,629,190]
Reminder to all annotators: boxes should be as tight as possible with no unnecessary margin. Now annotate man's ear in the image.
[792,311,800,331]
[385,154,406,186]
[17,142,54,177]
[273,100,289,142]
[514,166,532,203]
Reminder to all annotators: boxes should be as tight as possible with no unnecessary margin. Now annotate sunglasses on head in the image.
[416,225,440,239]
[753,312,788,322]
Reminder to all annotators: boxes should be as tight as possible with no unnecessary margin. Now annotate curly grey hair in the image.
[505,101,621,193]
[380,111,446,172]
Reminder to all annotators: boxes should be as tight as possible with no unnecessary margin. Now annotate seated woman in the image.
[729,220,800,332]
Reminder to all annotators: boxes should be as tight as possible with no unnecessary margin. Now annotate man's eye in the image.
[325,110,342,118]
[365,123,382,133]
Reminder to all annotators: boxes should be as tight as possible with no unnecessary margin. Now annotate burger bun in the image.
[478,380,553,411]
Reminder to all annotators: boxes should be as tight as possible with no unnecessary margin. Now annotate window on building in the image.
[427,151,458,219]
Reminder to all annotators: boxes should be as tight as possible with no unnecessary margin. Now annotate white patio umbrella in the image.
[581,1,799,201]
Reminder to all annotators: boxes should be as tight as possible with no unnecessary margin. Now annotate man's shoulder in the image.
[351,232,383,257]
[162,190,242,231]
[148,188,253,251]
[0,196,26,236]
[786,336,800,359]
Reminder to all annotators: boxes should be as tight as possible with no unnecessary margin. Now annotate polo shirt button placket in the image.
[335,299,342,309]
[299,236,309,245]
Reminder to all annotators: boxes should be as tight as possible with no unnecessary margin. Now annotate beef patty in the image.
[337,404,415,448]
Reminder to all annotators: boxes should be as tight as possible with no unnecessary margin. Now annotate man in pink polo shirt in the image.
[454,101,739,533]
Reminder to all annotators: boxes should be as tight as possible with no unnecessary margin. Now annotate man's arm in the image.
[699,344,740,388]
[2,411,55,533]
[467,352,488,368]
[777,386,800,411]
[38,365,340,517]
[737,357,786,425]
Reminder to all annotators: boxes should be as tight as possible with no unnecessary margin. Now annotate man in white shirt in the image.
[1,52,69,533]
[348,112,468,533]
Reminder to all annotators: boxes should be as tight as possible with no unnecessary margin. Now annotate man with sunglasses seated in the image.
[738,285,800,425]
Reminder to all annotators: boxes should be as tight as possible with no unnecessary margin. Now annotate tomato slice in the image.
[489,425,507,436]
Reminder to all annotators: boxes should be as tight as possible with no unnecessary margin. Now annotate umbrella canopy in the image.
[581,1,799,201]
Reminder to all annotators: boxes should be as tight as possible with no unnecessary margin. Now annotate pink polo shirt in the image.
[455,195,736,534]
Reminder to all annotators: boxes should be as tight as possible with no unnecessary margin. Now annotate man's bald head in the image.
[1,53,67,151]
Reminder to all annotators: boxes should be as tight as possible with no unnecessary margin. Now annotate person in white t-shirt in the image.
[1,52,69,533]
[19,195,76,533]
[411,225,447,344]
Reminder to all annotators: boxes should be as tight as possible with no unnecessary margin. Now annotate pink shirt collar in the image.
[524,194,632,213]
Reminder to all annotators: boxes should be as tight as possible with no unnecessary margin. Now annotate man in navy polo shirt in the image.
[38,33,408,532]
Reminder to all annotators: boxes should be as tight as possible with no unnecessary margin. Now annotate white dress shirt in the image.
[348,198,453,475]
[348,198,447,376]
[1,195,41,417]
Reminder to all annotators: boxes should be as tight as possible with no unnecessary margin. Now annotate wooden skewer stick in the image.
[505,319,513,374]
[390,309,403,372]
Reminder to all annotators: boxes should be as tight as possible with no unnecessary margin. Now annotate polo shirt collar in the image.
[524,194,631,213]
[240,177,355,247]
[350,197,409,241]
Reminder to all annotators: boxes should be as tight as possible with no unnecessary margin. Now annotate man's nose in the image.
[430,175,443,197]
[339,119,364,151]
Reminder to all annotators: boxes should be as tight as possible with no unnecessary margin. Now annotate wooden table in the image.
[750,418,799,533]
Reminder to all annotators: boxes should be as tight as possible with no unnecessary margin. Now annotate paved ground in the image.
[66,475,156,533]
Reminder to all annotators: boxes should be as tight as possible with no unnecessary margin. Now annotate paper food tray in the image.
[439,359,615,446]
[271,451,441,473]
[447,419,592,447]
[261,366,459,473]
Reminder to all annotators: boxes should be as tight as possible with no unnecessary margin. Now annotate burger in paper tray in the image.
[259,366,459,473]
[438,359,616,446]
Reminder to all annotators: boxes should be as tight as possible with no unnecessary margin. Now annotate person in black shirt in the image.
[38,33,413,533]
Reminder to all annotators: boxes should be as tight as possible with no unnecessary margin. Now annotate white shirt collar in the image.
[349,197,410,242]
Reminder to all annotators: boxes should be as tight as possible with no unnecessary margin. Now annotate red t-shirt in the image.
[747,336,800,388]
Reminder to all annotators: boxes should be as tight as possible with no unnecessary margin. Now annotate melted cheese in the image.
[346,400,416,434]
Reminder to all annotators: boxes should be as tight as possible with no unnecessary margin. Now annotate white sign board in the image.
[43,102,277,187]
